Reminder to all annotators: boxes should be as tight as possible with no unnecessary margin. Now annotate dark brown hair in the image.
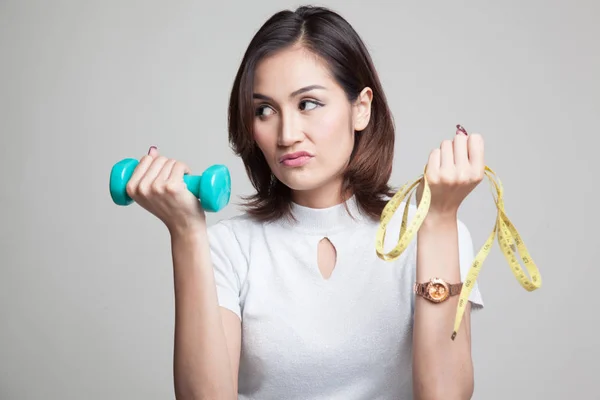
[227,5,396,221]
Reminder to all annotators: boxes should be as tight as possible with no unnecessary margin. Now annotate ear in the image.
[353,87,373,131]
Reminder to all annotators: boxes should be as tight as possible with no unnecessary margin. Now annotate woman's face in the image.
[252,45,372,206]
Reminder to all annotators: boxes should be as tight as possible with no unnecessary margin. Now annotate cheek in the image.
[310,107,353,148]
[252,123,275,155]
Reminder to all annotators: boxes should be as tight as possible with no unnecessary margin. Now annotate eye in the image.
[299,99,323,111]
[255,105,275,118]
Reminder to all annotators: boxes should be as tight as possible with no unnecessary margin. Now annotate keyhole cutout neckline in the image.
[317,237,337,280]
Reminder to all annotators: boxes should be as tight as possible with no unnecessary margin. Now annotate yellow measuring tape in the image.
[375,163,542,340]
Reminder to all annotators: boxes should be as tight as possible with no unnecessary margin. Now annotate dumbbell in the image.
[109,158,231,212]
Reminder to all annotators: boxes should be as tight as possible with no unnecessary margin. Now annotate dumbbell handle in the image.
[109,158,231,212]
[181,174,202,198]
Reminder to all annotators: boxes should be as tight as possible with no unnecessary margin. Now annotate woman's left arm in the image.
[412,126,485,400]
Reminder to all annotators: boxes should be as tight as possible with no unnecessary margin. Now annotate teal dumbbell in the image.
[109,158,231,212]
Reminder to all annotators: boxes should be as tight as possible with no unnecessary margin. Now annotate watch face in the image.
[427,278,450,302]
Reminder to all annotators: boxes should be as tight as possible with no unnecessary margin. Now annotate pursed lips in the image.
[279,151,314,166]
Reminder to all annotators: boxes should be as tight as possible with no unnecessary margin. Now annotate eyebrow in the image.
[253,85,326,101]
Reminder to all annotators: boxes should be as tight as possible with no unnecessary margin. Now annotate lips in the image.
[279,151,313,163]
[279,151,314,167]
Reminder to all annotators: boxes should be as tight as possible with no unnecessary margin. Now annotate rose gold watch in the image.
[414,277,462,303]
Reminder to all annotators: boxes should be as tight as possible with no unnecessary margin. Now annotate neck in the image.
[290,177,352,209]
[280,191,365,235]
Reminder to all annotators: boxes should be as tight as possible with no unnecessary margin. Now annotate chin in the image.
[272,167,318,190]
[276,167,343,194]
[271,157,346,193]
[278,175,324,192]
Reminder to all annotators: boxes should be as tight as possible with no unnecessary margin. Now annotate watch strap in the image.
[448,282,463,296]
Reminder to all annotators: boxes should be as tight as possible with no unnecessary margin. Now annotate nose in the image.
[277,111,303,147]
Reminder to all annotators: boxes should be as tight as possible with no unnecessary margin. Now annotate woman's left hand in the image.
[416,125,485,219]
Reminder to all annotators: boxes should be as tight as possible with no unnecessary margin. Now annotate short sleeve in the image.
[207,221,245,320]
[457,219,484,310]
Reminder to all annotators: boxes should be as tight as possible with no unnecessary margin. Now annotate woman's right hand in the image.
[126,146,207,234]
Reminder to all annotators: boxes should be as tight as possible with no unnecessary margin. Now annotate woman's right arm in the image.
[171,227,240,400]
[125,147,241,399]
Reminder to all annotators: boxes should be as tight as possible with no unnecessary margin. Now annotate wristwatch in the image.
[414,277,462,303]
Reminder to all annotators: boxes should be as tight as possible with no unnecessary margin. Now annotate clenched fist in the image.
[417,125,485,218]
[126,146,207,234]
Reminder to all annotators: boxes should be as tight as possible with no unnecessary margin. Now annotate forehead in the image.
[253,45,335,95]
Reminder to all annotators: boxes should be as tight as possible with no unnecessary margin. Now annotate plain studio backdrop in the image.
[1,0,597,399]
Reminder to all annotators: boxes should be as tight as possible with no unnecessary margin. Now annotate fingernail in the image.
[148,146,157,155]
[456,124,468,135]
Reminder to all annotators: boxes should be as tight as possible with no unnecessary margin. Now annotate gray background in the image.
[1,0,597,399]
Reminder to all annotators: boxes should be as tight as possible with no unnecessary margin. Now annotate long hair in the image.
[228,5,396,221]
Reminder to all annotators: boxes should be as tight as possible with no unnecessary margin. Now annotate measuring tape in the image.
[375,136,542,340]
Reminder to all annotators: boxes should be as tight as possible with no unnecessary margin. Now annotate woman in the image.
[126,5,485,399]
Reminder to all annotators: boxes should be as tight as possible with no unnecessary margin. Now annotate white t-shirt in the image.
[207,195,483,399]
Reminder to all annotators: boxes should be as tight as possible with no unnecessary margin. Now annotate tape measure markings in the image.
[375,165,542,340]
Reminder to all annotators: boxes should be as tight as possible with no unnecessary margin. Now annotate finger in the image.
[138,156,169,194]
[157,159,177,182]
[168,161,191,182]
[440,139,454,169]
[453,133,469,169]
[126,155,154,197]
[426,148,441,183]
[467,134,485,175]
[165,161,191,194]
[456,125,468,136]
[148,145,159,157]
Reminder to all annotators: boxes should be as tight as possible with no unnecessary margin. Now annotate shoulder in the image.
[370,199,420,261]
[207,213,255,250]
[376,198,419,236]
[207,213,254,239]
[204,213,261,293]
[206,211,276,259]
